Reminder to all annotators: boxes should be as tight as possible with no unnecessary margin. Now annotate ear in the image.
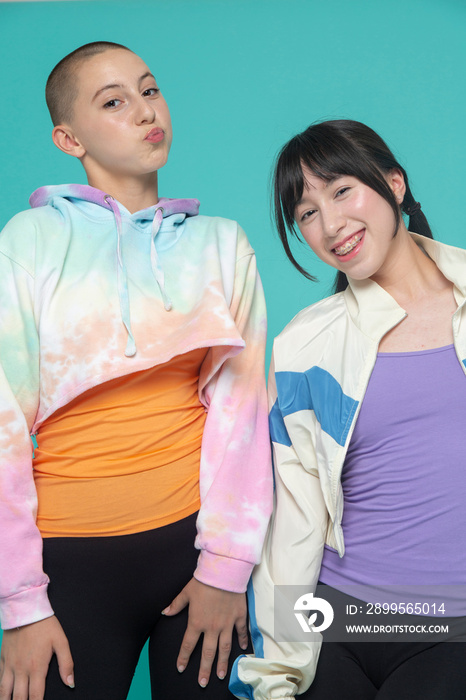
[52,124,86,159]
[386,168,406,204]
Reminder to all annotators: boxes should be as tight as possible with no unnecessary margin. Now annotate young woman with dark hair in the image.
[232,120,466,699]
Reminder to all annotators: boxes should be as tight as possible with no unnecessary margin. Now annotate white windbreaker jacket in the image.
[231,234,466,700]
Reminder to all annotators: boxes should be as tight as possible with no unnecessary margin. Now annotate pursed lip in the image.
[144,127,164,142]
[331,228,365,253]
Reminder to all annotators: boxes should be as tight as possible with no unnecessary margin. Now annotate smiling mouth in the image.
[333,231,364,256]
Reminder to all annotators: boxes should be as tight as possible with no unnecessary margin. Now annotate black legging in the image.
[304,639,466,699]
[42,513,250,699]
[302,585,466,700]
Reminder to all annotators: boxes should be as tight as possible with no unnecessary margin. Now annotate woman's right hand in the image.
[0,616,74,700]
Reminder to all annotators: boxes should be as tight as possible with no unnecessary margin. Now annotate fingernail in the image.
[199,677,208,687]
[177,665,185,673]
[67,675,75,688]
[161,606,170,615]
[241,642,248,650]
[218,671,226,680]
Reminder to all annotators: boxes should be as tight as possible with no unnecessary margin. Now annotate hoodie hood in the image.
[29,184,200,357]
[29,184,199,222]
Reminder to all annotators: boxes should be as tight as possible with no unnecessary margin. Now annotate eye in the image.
[103,98,122,109]
[335,186,350,197]
[300,209,316,222]
[142,87,160,97]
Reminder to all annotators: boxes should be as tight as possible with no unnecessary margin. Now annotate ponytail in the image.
[401,181,433,240]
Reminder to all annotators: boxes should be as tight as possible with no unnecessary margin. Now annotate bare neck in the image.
[372,228,456,352]
[371,228,451,305]
[85,169,160,214]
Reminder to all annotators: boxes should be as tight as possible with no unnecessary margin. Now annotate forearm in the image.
[196,248,272,592]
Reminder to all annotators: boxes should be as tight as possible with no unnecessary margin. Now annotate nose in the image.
[134,96,156,125]
[320,204,345,239]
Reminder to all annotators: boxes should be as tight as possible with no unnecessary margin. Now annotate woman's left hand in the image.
[162,578,249,686]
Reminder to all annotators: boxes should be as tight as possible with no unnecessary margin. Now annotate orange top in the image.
[33,348,207,537]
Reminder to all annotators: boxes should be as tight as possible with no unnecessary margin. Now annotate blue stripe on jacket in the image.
[271,367,358,447]
[229,578,262,698]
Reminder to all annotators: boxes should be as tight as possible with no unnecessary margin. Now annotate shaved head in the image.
[45,41,133,126]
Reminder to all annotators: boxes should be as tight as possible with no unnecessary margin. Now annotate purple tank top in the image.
[320,344,466,612]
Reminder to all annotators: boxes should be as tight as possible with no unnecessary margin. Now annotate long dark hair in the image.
[273,119,433,293]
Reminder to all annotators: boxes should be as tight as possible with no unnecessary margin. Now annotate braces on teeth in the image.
[335,234,362,255]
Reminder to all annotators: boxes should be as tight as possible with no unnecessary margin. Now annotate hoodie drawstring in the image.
[150,207,173,312]
[104,196,173,358]
[29,184,200,358]
[105,195,137,358]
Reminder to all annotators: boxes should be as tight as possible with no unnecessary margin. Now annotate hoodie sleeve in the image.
[229,351,328,699]
[0,233,54,630]
[193,226,272,593]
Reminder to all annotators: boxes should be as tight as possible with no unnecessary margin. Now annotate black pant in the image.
[42,513,249,699]
[303,585,466,699]
[303,639,466,699]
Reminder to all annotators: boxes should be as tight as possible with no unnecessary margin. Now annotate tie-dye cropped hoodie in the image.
[0,184,272,630]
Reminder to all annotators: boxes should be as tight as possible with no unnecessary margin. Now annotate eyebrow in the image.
[296,176,342,206]
[92,72,156,102]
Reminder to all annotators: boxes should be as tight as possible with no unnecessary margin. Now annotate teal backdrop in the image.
[0,0,465,696]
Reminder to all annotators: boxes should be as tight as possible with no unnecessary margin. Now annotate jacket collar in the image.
[343,233,466,341]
